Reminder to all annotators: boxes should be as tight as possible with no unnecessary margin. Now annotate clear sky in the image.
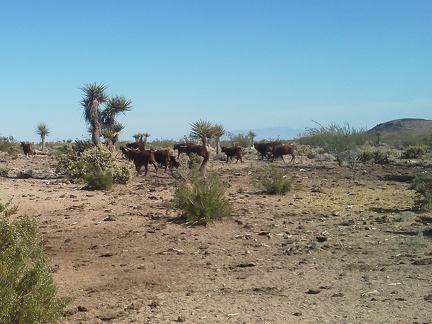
[1,0,431,143]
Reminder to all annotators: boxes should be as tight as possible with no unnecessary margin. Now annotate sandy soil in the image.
[1,152,431,324]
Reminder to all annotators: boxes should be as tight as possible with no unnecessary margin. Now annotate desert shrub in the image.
[223,132,250,148]
[0,199,18,217]
[0,136,21,155]
[372,150,391,164]
[169,168,232,225]
[147,138,175,150]
[56,143,134,187]
[402,145,429,159]
[299,122,367,167]
[0,201,69,323]
[357,148,374,163]
[253,165,293,195]
[0,167,8,177]
[82,167,113,190]
[187,153,204,170]
[410,172,432,211]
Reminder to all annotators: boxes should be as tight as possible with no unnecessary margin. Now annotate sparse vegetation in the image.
[402,145,429,159]
[253,165,293,195]
[56,142,134,187]
[410,172,432,211]
[0,200,69,323]
[169,168,232,225]
[299,122,367,167]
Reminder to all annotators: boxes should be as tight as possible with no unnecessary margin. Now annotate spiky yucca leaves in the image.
[101,96,132,129]
[190,119,215,169]
[35,123,50,152]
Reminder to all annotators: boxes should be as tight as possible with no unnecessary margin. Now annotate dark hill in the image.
[367,118,432,138]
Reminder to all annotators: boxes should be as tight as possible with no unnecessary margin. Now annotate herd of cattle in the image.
[120,141,295,176]
[19,140,295,176]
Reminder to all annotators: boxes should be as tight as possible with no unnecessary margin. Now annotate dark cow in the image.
[120,146,158,176]
[174,143,207,159]
[169,155,180,169]
[126,141,146,151]
[253,141,282,160]
[20,142,33,157]
[270,144,296,163]
[221,146,243,163]
[152,149,170,171]
[173,143,195,158]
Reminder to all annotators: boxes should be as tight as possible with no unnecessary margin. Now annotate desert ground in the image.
[1,150,431,324]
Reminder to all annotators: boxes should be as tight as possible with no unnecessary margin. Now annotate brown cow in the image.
[173,143,195,158]
[169,155,180,169]
[221,146,243,163]
[20,142,33,157]
[126,141,146,151]
[270,144,296,163]
[152,149,170,171]
[253,141,282,160]
[120,146,158,176]
[174,143,207,159]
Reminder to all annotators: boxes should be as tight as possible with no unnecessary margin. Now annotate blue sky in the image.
[1,0,431,143]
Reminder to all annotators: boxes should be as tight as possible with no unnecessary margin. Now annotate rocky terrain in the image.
[1,147,432,323]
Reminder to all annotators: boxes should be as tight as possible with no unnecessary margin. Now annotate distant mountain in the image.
[228,119,432,143]
[367,118,432,137]
[228,127,303,141]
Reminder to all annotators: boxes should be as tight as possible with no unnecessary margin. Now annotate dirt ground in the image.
[1,151,431,324]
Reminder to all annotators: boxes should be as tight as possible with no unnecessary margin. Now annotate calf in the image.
[221,146,243,163]
[169,155,180,169]
[20,142,33,157]
[271,144,296,163]
[253,141,282,160]
[120,147,158,176]
[152,149,170,171]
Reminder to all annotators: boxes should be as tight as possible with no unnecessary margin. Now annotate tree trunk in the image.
[200,137,209,170]
[89,99,101,145]
[41,135,46,152]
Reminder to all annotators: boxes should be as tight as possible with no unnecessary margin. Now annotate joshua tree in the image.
[142,133,150,150]
[80,83,108,145]
[133,133,142,142]
[35,123,50,152]
[212,124,225,154]
[190,119,215,169]
[101,96,132,130]
[248,131,256,147]
[80,83,132,145]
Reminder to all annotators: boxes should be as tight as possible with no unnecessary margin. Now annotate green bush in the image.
[169,169,232,225]
[299,122,367,166]
[56,143,134,187]
[82,168,113,190]
[253,165,293,195]
[402,145,429,159]
[410,172,432,211]
[0,201,69,323]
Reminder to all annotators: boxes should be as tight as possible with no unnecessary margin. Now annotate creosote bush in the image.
[253,165,293,195]
[169,168,232,225]
[56,143,134,188]
[410,172,432,211]
[0,200,69,323]
[402,145,429,159]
